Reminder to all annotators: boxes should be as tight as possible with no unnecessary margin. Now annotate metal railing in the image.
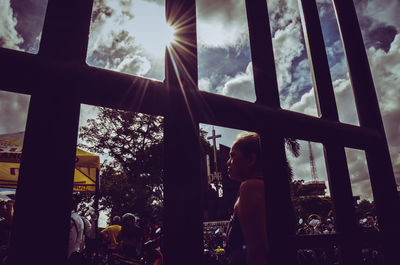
[0,0,398,264]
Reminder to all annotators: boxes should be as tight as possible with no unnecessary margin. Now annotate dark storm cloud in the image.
[9,0,47,53]
[354,0,399,50]
[198,46,251,87]
[365,26,397,52]
[355,0,400,30]
[196,0,245,22]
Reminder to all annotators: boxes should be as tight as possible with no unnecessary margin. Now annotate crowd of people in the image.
[67,195,163,265]
[0,193,386,265]
[0,194,163,265]
[296,211,382,265]
[0,199,14,264]
[201,210,382,265]
[296,210,337,236]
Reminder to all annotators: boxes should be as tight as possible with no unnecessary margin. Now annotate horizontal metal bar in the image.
[0,48,166,116]
[293,234,338,249]
[0,48,381,149]
[194,91,381,148]
[293,231,381,249]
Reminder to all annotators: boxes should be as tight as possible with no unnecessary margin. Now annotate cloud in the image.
[287,140,332,196]
[283,0,400,202]
[0,91,30,135]
[345,148,374,201]
[87,0,167,80]
[0,0,23,50]
[290,1,400,200]
[1,0,398,201]
[355,0,400,31]
[198,78,212,92]
[288,31,400,200]
[267,0,299,33]
[267,3,311,112]
[354,0,399,54]
[273,21,304,91]
[8,0,47,53]
[290,88,318,117]
[281,58,313,109]
[331,78,359,126]
[366,33,400,183]
[328,55,348,80]
[197,0,308,112]
[79,104,101,128]
[219,62,255,102]
[287,137,375,201]
[196,0,249,48]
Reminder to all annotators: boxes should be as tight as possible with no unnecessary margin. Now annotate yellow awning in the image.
[0,132,100,192]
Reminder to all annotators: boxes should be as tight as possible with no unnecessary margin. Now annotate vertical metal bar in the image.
[39,0,94,62]
[9,1,93,264]
[9,89,81,265]
[245,1,297,264]
[245,0,280,107]
[164,1,203,264]
[332,1,400,264]
[298,1,362,264]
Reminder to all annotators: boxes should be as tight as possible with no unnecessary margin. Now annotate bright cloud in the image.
[198,77,212,92]
[345,148,374,201]
[290,88,318,117]
[0,0,23,50]
[367,33,400,183]
[219,62,255,102]
[273,21,304,91]
[87,0,168,80]
[0,91,30,135]
[332,78,359,126]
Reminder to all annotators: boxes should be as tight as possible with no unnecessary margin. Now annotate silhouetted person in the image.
[225,132,268,265]
[117,213,144,260]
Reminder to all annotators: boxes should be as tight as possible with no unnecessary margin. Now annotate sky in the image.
[0,0,399,203]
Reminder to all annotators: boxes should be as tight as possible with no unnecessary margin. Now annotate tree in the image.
[292,196,333,222]
[357,199,376,219]
[78,108,302,225]
[284,138,301,181]
[78,107,164,224]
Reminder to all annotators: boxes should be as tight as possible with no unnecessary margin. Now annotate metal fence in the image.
[0,0,398,264]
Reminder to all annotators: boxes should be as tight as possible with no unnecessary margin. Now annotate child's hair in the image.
[233,132,261,168]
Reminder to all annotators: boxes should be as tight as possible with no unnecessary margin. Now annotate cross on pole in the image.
[207,127,221,173]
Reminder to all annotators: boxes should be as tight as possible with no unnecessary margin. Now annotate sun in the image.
[161,23,177,48]
[137,21,176,58]
[125,2,178,59]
